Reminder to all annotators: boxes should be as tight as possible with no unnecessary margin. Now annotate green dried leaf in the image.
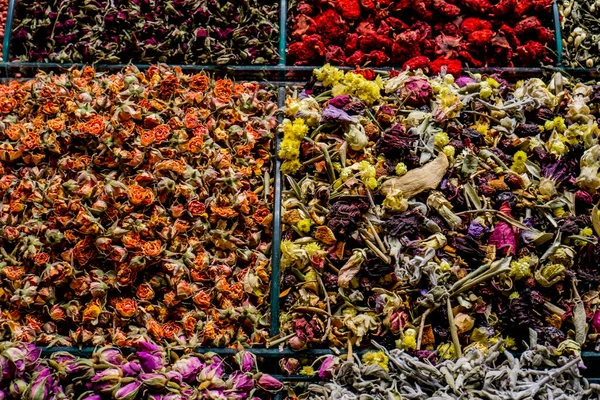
[461,154,478,175]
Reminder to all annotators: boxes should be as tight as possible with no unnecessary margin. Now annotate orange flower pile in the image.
[0,65,276,348]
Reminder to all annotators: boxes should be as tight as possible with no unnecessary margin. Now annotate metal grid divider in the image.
[269,85,285,340]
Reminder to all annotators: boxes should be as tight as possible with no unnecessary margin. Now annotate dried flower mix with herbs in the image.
[11,0,280,65]
[287,0,555,68]
[0,65,276,348]
[560,0,600,68]
[287,339,599,399]
[277,64,600,356]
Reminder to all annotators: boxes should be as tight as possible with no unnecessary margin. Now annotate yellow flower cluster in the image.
[395,328,417,350]
[511,150,528,173]
[362,351,389,372]
[395,162,407,176]
[434,131,450,148]
[443,145,456,158]
[479,77,500,99]
[314,64,382,104]
[509,256,533,280]
[297,218,312,233]
[279,118,308,174]
[357,160,378,190]
[304,242,321,256]
[313,64,345,87]
[437,342,457,360]
[300,366,315,376]
[575,227,594,246]
[544,116,567,133]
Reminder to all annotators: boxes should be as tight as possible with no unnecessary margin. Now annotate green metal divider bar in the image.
[270,85,285,338]
[553,0,563,66]
[1,0,15,75]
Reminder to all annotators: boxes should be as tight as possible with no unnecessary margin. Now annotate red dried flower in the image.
[461,0,492,13]
[468,30,496,47]
[346,50,367,66]
[353,67,377,80]
[517,40,550,64]
[314,9,347,42]
[288,35,326,65]
[403,56,431,72]
[367,50,390,67]
[461,18,493,35]
[433,0,461,17]
[325,46,346,65]
[336,0,361,20]
[429,56,462,76]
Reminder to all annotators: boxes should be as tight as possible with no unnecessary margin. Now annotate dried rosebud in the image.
[235,351,255,373]
[454,313,475,333]
[288,334,307,351]
[113,381,141,400]
[94,347,123,365]
[172,356,204,382]
[592,310,600,333]
[139,373,169,389]
[279,358,300,375]
[401,78,433,107]
[318,356,338,379]
[257,373,284,392]
[9,379,27,397]
[229,371,255,392]
[137,350,163,373]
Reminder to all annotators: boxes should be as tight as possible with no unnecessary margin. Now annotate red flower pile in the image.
[287,0,555,69]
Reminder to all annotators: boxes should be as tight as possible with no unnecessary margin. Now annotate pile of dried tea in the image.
[287,0,555,68]
[10,0,280,65]
[0,341,283,399]
[289,339,600,399]
[0,65,276,347]
[277,65,600,356]
[560,0,600,68]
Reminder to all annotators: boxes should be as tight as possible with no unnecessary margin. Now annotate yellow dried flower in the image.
[434,132,450,147]
[513,151,527,163]
[362,351,389,372]
[314,64,344,87]
[395,162,407,176]
[297,218,312,233]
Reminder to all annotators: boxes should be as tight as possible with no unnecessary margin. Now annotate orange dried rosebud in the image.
[82,299,102,324]
[193,291,212,309]
[136,283,155,301]
[115,298,138,318]
[214,79,234,103]
[147,318,164,340]
[3,266,25,281]
[189,74,209,92]
[141,240,163,257]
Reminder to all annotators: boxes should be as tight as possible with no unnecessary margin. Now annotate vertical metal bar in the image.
[269,85,285,337]
[3,0,15,61]
[279,0,287,66]
[2,0,16,75]
[553,0,562,67]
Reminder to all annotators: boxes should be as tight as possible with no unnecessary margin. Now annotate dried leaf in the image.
[574,300,587,345]
[381,153,449,199]
[462,154,478,175]
[464,183,482,210]
[337,251,365,288]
